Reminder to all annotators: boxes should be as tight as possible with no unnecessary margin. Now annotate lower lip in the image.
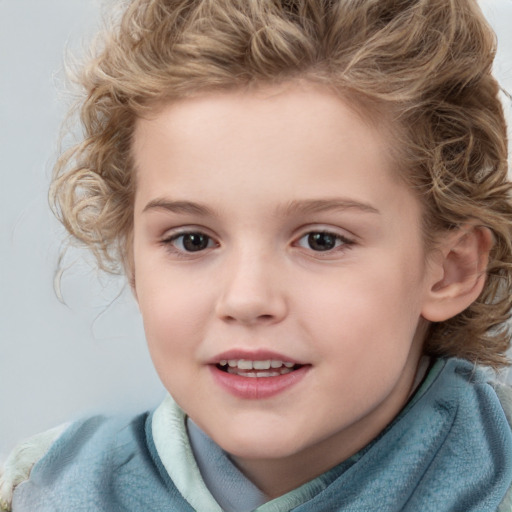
[209,365,310,399]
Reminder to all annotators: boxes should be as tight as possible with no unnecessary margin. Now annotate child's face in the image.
[132,83,436,486]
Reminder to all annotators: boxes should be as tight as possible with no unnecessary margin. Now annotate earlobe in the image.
[421,226,493,322]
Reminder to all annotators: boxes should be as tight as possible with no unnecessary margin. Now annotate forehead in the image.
[132,83,400,201]
[137,81,391,140]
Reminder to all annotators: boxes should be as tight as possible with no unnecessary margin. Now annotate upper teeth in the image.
[219,359,295,370]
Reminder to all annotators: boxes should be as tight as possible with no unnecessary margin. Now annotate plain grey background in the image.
[1,0,512,459]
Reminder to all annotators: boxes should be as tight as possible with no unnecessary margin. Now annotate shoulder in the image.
[490,380,512,512]
[0,423,69,511]
[0,413,156,512]
[491,380,512,426]
[0,411,187,512]
[411,359,512,511]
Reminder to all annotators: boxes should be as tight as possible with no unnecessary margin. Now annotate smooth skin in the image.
[131,82,490,498]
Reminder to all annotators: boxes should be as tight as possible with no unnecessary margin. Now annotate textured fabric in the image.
[155,358,512,511]
[494,381,512,512]
[10,358,512,512]
[0,423,69,510]
[269,358,512,512]
[12,414,194,512]
[150,395,223,512]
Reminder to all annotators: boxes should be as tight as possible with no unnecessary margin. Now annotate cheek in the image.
[138,283,205,398]
[136,270,204,352]
[302,261,426,356]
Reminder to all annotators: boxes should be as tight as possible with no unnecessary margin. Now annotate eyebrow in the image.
[278,198,380,216]
[142,197,380,217]
[142,199,214,216]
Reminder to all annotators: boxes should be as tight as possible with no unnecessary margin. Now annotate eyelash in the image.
[160,229,354,256]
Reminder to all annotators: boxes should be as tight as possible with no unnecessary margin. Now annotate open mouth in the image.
[211,357,310,398]
[216,359,303,378]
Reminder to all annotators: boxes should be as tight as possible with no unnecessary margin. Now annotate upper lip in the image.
[207,349,305,365]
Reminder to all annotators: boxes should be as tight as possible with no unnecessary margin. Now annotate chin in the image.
[213,428,310,461]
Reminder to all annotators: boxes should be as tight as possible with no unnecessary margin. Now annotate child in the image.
[2,0,512,510]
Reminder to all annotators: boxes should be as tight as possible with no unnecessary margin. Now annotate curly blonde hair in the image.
[51,0,512,368]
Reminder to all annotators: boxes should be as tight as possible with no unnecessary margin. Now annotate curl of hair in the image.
[51,0,512,367]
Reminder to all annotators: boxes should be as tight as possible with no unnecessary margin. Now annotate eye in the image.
[296,231,352,252]
[165,232,216,252]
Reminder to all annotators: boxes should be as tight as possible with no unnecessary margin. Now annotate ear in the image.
[421,225,493,322]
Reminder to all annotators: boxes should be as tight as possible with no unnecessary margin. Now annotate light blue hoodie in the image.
[9,359,512,511]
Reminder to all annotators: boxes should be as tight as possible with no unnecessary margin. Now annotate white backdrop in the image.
[1,0,511,459]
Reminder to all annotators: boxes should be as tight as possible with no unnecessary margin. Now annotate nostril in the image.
[221,313,276,324]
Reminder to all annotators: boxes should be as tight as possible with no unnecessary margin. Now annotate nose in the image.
[215,250,288,326]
